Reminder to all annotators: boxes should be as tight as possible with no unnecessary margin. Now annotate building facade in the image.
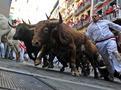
[51,0,92,32]
[94,0,121,24]
[0,0,12,17]
[51,0,121,31]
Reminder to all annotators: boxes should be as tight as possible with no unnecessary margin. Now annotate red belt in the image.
[95,36,116,43]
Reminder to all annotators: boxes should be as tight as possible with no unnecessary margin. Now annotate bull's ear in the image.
[59,12,63,24]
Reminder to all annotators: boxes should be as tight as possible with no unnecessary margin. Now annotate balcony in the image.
[103,9,121,23]
[94,1,103,8]
[65,14,72,21]
[73,17,90,30]
[84,1,91,10]
[75,0,80,2]
[66,0,74,8]
[74,5,84,16]
[74,1,91,16]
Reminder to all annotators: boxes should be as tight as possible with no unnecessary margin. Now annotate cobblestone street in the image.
[0,59,121,90]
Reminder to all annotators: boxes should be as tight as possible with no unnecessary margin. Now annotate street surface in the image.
[0,59,121,90]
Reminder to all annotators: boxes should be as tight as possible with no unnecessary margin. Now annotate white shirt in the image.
[86,20,121,42]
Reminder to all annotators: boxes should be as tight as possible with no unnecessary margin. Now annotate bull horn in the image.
[28,19,31,24]
[8,21,16,28]
[22,19,27,24]
[59,12,63,23]
[45,13,49,20]
[22,19,36,28]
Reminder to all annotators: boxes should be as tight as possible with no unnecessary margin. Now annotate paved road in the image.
[0,59,121,90]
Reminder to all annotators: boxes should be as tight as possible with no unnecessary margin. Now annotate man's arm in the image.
[107,20,121,32]
[86,25,92,39]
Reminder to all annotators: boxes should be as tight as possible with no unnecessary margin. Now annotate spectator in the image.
[113,4,120,17]
[0,42,5,58]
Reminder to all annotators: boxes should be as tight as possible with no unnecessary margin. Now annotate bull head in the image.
[8,21,16,28]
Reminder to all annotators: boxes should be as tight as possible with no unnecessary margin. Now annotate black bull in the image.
[8,21,69,69]
[32,14,101,77]
[8,22,42,66]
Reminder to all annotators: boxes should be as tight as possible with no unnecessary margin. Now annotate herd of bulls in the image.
[1,13,121,81]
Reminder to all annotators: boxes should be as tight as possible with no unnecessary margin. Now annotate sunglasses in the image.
[92,15,98,18]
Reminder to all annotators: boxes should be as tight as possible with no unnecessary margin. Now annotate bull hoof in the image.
[34,63,40,66]
[104,76,114,82]
[83,73,89,77]
[60,67,65,72]
[16,60,20,62]
[42,66,48,69]
[94,75,99,79]
[104,77,110,81]
[42,65,48,68]
[75,71,80,76]
[34,59,41,66]
[48,64,54,68]
[71,71,75,76]
[42,62,49,68]
[71,71,80,76]
[118,75,121,81]
[114,71,121,81]
[94,73,99,79]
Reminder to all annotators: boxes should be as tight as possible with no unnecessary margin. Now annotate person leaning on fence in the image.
[113,4,120,17]
[86,13,121,81]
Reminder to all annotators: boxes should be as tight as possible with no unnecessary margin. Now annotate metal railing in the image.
[74,1,91,16]
[72,17,91,30]
[103,10,121,21]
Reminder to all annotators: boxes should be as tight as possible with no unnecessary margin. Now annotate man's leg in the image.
[101,53,114,81]
[107,39,121,80]
[96,42,114,81]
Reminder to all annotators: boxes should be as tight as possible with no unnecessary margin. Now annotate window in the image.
[97,9,102,15]
[94,0,100,5]
[110,0,116,6]
[27,0,29,3]
[87,10,90,16]
[118,0,121,5]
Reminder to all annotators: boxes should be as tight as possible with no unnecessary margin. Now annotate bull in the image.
[8,21,42,66]
[32,13,101,77]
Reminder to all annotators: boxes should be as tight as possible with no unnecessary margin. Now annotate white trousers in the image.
[96,38,121,74]
[0,42,5,58]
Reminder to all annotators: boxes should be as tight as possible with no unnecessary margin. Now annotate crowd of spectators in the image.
[0,19,30,63]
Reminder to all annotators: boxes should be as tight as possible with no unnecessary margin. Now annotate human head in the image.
[99,14,103,20]
[12,19,17,25]
[92,13,100,22]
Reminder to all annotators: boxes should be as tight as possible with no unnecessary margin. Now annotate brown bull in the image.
[32,13,99,77]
